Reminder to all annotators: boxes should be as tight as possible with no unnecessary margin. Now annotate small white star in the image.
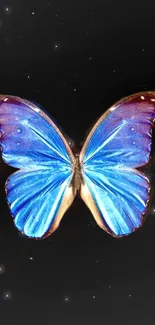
[4,7,11,14]
[29,257,34,261]
[64,296,70,303]
[0,264,5,274]
[109,285,111,289]
[142,48,145,52]
[89,56,92,60]
[3,291,12,301]
[32,12,35,15]
[27,75,30,79]
[54,44,60,49]
[92,295,96,299]
[113,69,116,73]
[73,88,77,92]
[129,294,132,298]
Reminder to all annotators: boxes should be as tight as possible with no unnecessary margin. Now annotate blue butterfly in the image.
[0,91,154,239]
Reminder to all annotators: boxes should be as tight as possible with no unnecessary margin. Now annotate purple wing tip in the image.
[115,91,155,118]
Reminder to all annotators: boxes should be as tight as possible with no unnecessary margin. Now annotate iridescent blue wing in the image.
[80,92,155,237]
[0,95,75,239]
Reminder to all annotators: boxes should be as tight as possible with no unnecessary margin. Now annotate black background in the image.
[0,0,155,324]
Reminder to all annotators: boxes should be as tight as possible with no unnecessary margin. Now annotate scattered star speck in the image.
[3,291,12,301]
[54,44,60,49]
[4,7,12,14]
[0,264,5,274]
[0,2,153,321]
[64,296,70,303]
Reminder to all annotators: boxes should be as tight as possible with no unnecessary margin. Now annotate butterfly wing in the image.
[0,95,75,238]
[80,92,155,237]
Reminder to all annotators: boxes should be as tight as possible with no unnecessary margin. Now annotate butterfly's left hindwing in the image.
[80,92,155,237]
[6,169,73,239]
[0,95,75,239]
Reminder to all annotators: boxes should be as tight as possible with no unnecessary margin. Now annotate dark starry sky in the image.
[0,0,155,324]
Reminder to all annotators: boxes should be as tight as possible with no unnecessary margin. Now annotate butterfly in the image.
[0,91,154,239]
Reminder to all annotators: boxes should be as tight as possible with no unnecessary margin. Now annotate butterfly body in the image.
[0,92,155,239]
[71,154,83,194]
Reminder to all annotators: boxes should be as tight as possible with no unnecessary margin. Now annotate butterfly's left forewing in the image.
[0,95,75,239]
[80,92,155,237]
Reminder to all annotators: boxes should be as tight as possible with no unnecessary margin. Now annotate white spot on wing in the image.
[22,120,28,126]
[141,96,145,100]
[110,105,117,112]
[30,106,40,113]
